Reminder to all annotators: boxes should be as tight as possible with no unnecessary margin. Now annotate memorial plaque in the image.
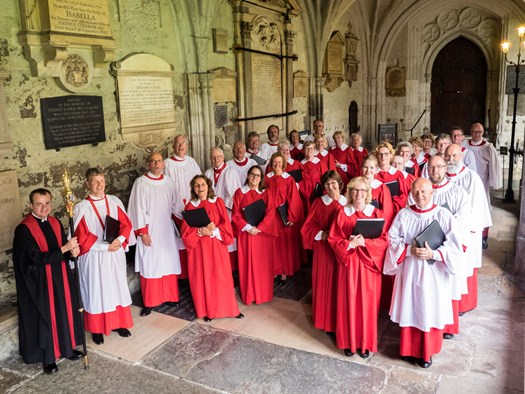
[213,28,229,54]
[48,0,112,37]
[0,170,22,252]
[41,95,106,149]
[505,65,525,94]
[252,53,282,117]
[377,124,398,144]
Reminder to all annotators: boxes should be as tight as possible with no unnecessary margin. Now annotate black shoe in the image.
[92,333,104,345]
[417,357,432,368]
[112,328,132,337]
[203,316,213,322]
[235,313,244,319]
[401,355,416,363]
[443,333,454,339]
[43,362,58,374]
[357,349,370,359]
[344,349,354,357]
[482,239,488,249]
[141,307,152,316]
[67,350,83,360]
[166,301,179,307]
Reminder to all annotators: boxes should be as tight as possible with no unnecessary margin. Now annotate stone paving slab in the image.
[0,367,26,393]
[8,352,219,394]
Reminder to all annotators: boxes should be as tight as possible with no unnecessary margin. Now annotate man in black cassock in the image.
[13,188,84,374]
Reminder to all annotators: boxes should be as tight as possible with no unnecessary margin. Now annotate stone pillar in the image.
[0,71,13,159]
[186,73,206,167]
[311,76,324,125]
[199,72,215,169]
[284,25,295,133]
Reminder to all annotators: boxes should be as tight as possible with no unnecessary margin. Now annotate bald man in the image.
[304,119,336,148]
[384,178,462,369]
[445,143,492,314]
[227,141,258,185]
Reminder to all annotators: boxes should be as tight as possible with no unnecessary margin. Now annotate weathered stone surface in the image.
[0,367,26,393]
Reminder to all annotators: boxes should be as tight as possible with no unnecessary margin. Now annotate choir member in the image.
[384,178,462,368]
[445,144,492,314]
[409,136,427,172]
[314,135,336,172]
[164,134,202,279]
[259,125,280,159]
[128,152,181,317]
[304,119,336,148]
[374,141,409,214]
[328,177,388,359]
[13,188,83,374]
[420,133,452,178]
[74,168,134,345]
[232,165,277,305]
[395,141,421,177]
[265,152,305,284]
[301,170,347,333]
[181,175,243,322]
[288,129,304,161]
[421,132,436,159]
[449,126,478,172]
[227,140,258,185]
[349,133,368,178]
[300,141,328,210]
[330,130,356,185]
[392,154,416,191]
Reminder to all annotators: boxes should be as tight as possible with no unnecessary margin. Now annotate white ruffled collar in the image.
[321,194,347,206]
[344,203,375,217]
[240,185,263,194]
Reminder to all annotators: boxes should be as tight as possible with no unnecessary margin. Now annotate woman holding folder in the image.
[181,175,243,322]
[232,165,277,305]
[265,152,305,284]
[328,177,388,359]
[301,170,347,334]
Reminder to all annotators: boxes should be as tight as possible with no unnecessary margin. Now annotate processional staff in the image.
[62,169,89,370]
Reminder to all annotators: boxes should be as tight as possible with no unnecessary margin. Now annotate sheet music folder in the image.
[182,208,211,228]
[104,215,120,243]
[385,180,400,197]
[414,219,446,250]
[352,218,385,239]
[250,154,267,166]
[287,169,303,182]
[243,199,266,226]
[277,202,288,226]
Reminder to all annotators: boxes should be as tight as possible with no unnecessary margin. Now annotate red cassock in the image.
[181,198,240,319]
[232,186,278,305]
[328,205,388,354]
[350,147,369,178]
[405,160,421,178]
[301,195,347,332]
[290,144,304,161]
[299,157,328,211]
[265,172,305,276]
[375,166,409,214]
[316,150,336,172]
[330,144,356,185]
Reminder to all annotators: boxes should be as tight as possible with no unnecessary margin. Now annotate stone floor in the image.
[0,198,523,394]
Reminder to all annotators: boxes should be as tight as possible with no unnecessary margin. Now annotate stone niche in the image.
[18,0,116,91]
[111,53,176,148]
[323,31,345,92]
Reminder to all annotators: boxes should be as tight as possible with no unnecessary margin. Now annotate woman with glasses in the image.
[301,170,347,334]
[232,166,277,305]
[328,177,388,359]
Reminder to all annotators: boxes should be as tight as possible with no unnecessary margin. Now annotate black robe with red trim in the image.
[13,214,83,364]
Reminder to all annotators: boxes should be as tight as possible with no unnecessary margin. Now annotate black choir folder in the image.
[405,166,415,175]
[250,153,267,166]
[277,202,288,226]
[385,180,399,197]
[182,208,211,228]
[414,219,446,250]
[104,215,120,243]
[352,218,385,239]
[287,169,303,182]
[243,199,266,226]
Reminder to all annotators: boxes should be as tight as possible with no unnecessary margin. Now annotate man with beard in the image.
[384,178,462,369]
[427,155,471,338]
[449,126,477,172]
[444,144,492,315]
[227,141,257,185]
[260,125,281,160]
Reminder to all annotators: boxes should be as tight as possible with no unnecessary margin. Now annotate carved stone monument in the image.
[111,53,176,147]
[324,31,345,92]
[0,171,22,252]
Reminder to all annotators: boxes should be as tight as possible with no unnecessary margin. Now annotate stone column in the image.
[311,76,324,125]
[0,71,13,160]
[186,73,206,167]
[284,25,295,133]
[199,72,215,169]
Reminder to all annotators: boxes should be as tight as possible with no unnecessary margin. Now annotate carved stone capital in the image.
[240,21,253,39]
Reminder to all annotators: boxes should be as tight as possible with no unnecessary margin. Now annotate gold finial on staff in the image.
[62,168,76,218]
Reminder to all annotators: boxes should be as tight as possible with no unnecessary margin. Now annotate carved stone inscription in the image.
[251,53,282,116]
[118,76,175,129]
[48,0,112,37]
[41,95,105,149]
[0,170,22,252]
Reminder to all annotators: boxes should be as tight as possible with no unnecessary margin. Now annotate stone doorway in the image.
[348,100,358,134]
[430,37,487,135]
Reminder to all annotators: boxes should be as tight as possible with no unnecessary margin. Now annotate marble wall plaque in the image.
[0,171,22,252]
[48,0,112,37]
[251,53,282,117]
[213,28,229,54]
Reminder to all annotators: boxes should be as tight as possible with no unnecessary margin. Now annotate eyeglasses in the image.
[351,188,367,193]
[248,173,261,178]
[428,165,447,170]
[377,152,390,157]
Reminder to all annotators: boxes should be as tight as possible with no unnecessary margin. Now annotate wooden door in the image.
[431,37,487,135]
[348,101,358,134]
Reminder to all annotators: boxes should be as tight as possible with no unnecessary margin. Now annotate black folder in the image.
[250,153,267,166]
[313,182,323,198]
[243,199,266,226]
[370,199,380,209]
[287,169,303,182]
[182,208,211,228]
[415,219,446,250]
[104,215,120,243]
[440,202,451,212]
[405,166,415,175]
[277,202,288,226]
[385,180,400,197]
[352,218,385,239]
